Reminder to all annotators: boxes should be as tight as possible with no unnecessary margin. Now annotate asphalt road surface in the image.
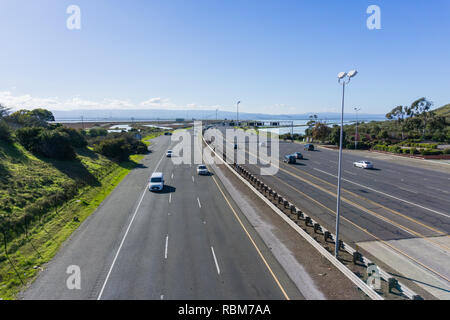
[21,130,302,300]
[208,125,450,299]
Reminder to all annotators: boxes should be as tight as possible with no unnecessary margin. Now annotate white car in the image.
[149,172,164,191]
[197,165,208,175]
[166,150,173,157]
[353,160,373,169]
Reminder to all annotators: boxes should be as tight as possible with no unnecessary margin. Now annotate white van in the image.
[149,172,164,192]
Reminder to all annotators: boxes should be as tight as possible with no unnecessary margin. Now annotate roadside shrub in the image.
[443,148,450,155]
[16,127,43,150]
[57,127,88,148]
[410,148,418,155]
[94,137,131,161]
[420,149,443,156]
[36,130,76,160]
[17,127,76,160]
[88,127,108,137]
[0,120,12,142]
[133,141,148,154]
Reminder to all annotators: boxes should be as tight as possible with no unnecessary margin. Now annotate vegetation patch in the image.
[0,104,163,299]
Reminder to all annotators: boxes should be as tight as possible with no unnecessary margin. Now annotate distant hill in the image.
[51,109,386,122]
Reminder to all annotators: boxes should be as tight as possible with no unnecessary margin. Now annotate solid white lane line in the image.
[197,197,202,208]
[97,186,147,300]
[160,295,164,300]
[313,168,450,218]
[97,144,169,300]
[171,173,174,179]
[169,193,172,203]
[192,176,195,182]
[344,170,356,176]
[211,246,220,275]
[165,235,169,259]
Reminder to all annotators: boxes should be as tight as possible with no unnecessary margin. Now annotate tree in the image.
[311,122,331,142]
[0,104,11,119]
[386,105,406,139]
[7,108,55,128]
[28,108,55,122]
[406,97,433,137]
[0,120,12,142]
[329,125,346,146]
[306,114,318,135]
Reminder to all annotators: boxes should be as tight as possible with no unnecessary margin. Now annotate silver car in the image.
[353,160,373,169]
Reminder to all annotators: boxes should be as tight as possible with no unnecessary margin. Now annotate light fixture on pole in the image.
[236,101,241,126]
[335,69,358,258]
[354,107,361,149]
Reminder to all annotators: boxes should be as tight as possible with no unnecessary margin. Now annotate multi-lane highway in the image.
[210,125,450,299]
[21,130,303,300]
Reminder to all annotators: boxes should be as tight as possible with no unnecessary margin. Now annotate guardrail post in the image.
[297,211,304,220]
[314,223,322,234]
[305,216,312,226]
[338,240,344,250]
[283,200,289,208]
[290,205,296,214]
[353,251,362,264]
[388,278,399,293]
[324,231,331,242]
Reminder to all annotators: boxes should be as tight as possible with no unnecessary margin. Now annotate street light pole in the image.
[354,107,361,149]
[236,101,241,126]
[335,70,357,258]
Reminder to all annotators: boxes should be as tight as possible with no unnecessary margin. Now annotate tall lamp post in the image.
[354,107,361,149]
[335,70,358,258]
[236,101,241,126]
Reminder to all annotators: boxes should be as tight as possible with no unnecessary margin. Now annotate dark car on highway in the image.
[294,152,303,159]
[304,144,314,151]
[283,154,296,164]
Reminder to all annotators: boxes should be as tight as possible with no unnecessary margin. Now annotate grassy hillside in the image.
[0,139,145,299]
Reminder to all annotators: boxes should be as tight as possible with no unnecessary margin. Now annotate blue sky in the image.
[0,0,449,115]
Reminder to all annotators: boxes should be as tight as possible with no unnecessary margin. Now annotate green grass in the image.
[142,132,164,146]
[0,136,155,299]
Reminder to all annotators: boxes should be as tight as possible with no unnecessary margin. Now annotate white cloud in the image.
[0,91,227,112]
